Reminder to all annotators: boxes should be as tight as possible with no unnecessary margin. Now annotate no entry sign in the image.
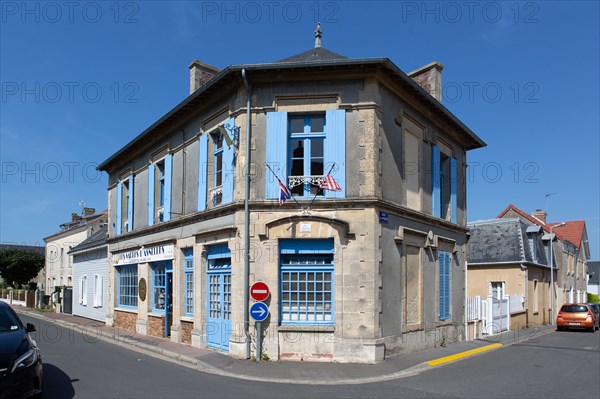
[250,282,270,302]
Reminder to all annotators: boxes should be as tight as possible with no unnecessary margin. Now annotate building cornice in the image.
[106,198,468,245]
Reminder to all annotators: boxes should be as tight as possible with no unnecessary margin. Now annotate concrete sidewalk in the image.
[14,306,555,385]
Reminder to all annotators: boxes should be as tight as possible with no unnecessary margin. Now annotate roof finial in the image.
[314,22,323,48]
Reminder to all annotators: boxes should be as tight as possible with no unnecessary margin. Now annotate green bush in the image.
[587,293,599,304]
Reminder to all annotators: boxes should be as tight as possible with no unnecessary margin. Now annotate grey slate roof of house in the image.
[589,261,600,285]
[277,47,349,63]
[467,218,549,265]
[98,47,486,171]
[68,227,107,255]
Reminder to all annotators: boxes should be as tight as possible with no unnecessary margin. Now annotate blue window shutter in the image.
[198,134,209,211]
[431,145,441,217]
[324,110,346,199]
[116,182,122,235]
[148,164,155,226]
[450,157,457,223]
[445,253,451,319]
[265,112,288,199]
[163,154,173,221]
[438,253,443,319]
[127,176,134,232]
[439,251,451,320]
[222,117,235,204]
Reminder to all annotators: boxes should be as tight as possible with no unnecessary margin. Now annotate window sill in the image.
[148,312,165,318]
[180,316,194,323]
[278,325,335,332]
[115,307,138,314]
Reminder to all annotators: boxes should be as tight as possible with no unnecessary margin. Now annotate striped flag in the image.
[278,179,291,205]
[320,174,342,191]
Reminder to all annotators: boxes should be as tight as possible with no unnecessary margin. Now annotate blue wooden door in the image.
[206,259,231,351]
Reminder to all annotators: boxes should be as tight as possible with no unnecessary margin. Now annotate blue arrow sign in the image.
[250,302,269,322]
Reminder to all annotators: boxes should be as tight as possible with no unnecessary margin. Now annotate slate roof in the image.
[497,204,588,251]
[98,48,486,171]
[589,261,600,285]
[277,47,349,63]
[467,218,548,265]
[68,227,107,254]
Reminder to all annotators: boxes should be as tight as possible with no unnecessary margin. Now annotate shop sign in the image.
[113,244,174,265]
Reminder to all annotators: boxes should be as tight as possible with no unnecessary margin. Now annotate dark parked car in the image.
[0,302,43,398]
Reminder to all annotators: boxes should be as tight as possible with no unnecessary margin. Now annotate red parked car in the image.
[556,303,599,332]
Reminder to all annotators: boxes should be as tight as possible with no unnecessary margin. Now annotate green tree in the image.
[0,249,45,288]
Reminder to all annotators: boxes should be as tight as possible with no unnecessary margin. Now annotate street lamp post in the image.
[549,222,565,325]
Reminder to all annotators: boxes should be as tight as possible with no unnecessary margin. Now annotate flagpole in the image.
[264,163,304,209]
[307,163,336,210]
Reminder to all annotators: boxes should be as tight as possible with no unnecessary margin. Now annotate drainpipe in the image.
[241,69,251,359]
[520,263,528,326]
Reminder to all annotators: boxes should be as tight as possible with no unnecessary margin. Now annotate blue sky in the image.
[1,1,599,259]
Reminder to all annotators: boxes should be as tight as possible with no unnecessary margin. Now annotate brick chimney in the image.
[408,61,444,102]
[71,213,82,222]
[532,209,547,224]
[83,207,96,216]
[189,60,220,94]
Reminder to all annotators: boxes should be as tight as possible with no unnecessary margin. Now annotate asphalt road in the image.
[19,314,600,398]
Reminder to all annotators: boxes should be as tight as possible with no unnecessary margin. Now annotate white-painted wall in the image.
[72,248,109,322]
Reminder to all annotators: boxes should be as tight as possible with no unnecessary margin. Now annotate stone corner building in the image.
[97,34,485,363]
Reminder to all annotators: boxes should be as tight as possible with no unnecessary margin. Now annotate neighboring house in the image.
[69,226,109,322]
[497,204,590,305]
[97,30,485,362]
[467,218,553,328]
[43,209,107,295]
[587,261,599,296]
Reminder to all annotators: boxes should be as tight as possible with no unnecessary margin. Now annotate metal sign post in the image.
[256,322,262,363]
[250,281,270,362]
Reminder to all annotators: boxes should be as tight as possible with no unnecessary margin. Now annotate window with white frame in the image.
[116,175,134,234]
[184,248,194,316]
[157,160,166,221]
[79,275,87,306]
[212,133,224,205]
[490,281,504,300]
[118,265,138,308]
[93,274,103,308]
